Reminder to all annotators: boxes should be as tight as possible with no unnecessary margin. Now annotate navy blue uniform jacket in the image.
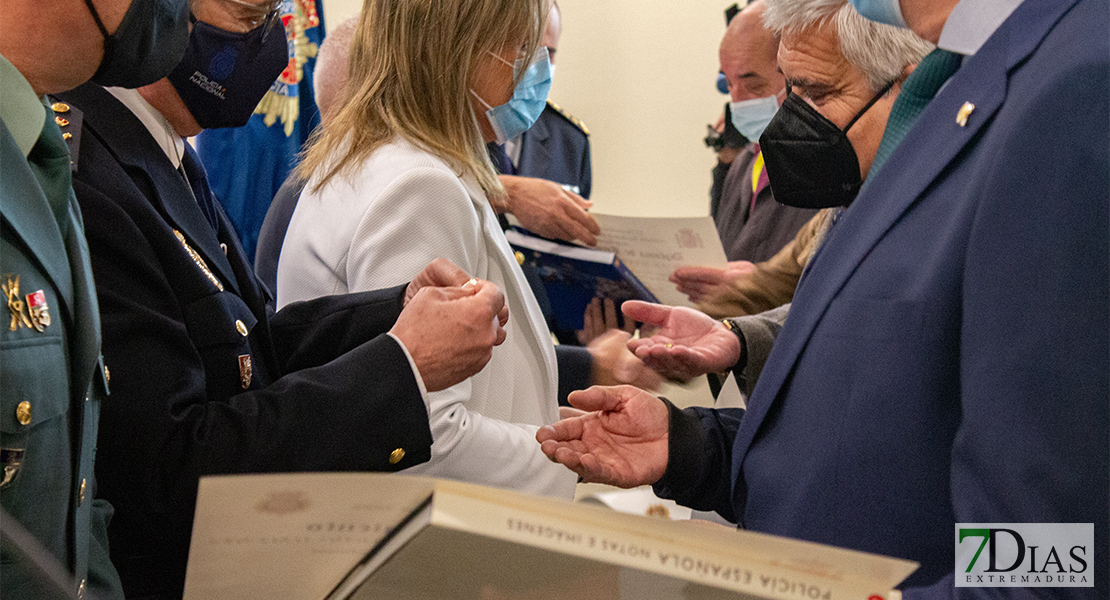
[656,0,1109,597]
[518,102,592,199]
[57,83,434,599]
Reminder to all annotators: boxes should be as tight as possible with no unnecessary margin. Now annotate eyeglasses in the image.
[217,0,284,38]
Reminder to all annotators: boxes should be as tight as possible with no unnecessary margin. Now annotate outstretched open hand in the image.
[622,301,741,381]
[536,385,670,488]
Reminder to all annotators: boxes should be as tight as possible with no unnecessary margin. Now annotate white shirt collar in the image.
[105,87,186,169]
[937,0,1024,56]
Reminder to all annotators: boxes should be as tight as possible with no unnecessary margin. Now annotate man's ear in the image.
[901,62,917,80]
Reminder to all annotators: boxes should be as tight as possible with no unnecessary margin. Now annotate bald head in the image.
[313,16,360,124]
[719,0,784,103]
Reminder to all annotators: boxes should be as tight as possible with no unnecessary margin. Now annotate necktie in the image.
[869,48,963,177]
[181,144,221,232]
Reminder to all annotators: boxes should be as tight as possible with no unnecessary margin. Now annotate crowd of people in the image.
[0,0,1105,599]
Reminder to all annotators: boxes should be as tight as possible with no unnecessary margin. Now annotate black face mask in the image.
[166,14,288,129]
[85,0,191,89]
[759,81,894,209]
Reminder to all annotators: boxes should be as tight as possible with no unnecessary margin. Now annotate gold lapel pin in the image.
[51,102,70,114]
[54,116,69,127]
[956,102,975,127]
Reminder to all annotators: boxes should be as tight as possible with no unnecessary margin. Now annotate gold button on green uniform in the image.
[15,401,31,425]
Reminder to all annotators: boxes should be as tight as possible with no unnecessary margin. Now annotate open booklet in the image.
[505,213,728,329]
[183,473,917,600]
[589,213,729,309]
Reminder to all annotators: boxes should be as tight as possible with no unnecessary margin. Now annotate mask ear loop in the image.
[843,78,898,132]
[81,0,117,64]
[81,0,111,39]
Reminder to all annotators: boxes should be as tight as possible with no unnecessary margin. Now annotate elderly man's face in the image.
[777,20,898,179]
[719,12,784,102]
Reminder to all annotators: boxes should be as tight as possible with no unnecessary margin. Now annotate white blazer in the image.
[277,138,576,498]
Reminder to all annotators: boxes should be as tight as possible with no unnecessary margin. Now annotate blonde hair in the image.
[300,0,549,196]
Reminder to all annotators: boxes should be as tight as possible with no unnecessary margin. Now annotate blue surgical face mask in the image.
[729,95,780,142]
[471,47,552,144]
[847,0,908,28]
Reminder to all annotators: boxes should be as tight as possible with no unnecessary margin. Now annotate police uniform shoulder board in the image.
[546,99,589,136]
[45,98,83,172]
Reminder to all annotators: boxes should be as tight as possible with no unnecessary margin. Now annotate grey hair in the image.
[763,0,934,92]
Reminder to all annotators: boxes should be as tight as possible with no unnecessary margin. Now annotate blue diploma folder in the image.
[505,228,658,331]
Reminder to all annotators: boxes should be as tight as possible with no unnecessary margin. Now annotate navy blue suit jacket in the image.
[57,83,434,599]
[657,0,1108,597]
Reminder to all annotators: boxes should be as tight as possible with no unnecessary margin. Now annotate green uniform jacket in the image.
[1,106,122,598]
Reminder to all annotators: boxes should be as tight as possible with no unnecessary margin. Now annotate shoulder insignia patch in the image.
[46,97,82,172]
[546,99,589,136]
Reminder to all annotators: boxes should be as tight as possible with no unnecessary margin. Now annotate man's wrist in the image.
[720,318,748,372]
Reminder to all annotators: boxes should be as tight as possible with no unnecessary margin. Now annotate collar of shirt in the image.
[937,0,1024,56]
[105,86,186,169]
[0,54,48,158]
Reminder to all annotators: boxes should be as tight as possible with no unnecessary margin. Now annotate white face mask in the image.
[729,95,780,142]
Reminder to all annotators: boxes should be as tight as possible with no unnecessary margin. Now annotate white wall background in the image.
[320,0,729,406]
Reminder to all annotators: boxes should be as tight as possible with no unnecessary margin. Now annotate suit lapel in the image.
[63,198,102,399]
[56,84,241,295]
[0,122,76,319]
[518,110,553,177]
[460,175,558,402]
[729,0,1080,475]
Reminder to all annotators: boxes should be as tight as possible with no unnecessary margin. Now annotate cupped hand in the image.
[621,301,741,381]
[536,385,670,487]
